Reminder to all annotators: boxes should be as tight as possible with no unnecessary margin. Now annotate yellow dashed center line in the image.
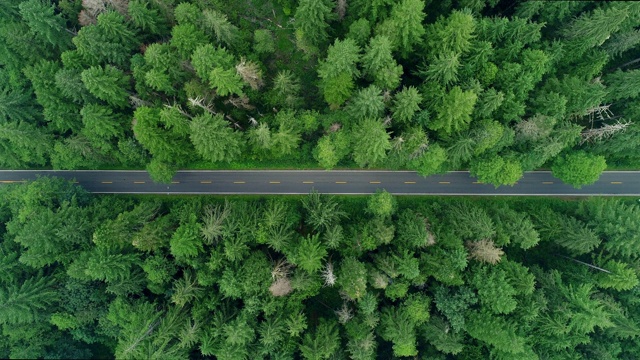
[0,180,27,183]
[200,181,212,184]
[171,181,180,184]
[269,181,281,184]
[336,181,347,184]
[439,181,451,184]
[101,181,113,184]
[472,181,483,184]
[369,181,381,184]
[404,181,416,184]
[302,181,314,184]
[233,181,246,184]
[611,181,623,184]
[542,181,553,184]
[133,181,145,184]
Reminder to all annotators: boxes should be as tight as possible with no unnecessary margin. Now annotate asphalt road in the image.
[0,170,639,196]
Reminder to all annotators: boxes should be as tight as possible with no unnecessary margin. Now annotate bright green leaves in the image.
[314,130,350,170]
[318,38,361,108]
[81,65,131,109]
[428,86,477,135]
[552,151,607,188]
[391,86,422,124]
[189,113,242,163]
[470,155,523,187]
[352,118,391,167]
[361,35,402,90]
[376,0,426,58]
[300,319,340,360]
[338,257,368,300]
[293,234,327,274]
[208,67,244,97]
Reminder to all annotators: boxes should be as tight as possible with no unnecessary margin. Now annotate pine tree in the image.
[81,65,131,109]
[376,0,426,58]
[299,319,340,360]
[18,0,71,51]
[347,85,385,120]
[208,67,244,97]
[0,276,57,325]
[352,118,391,167]
[202,9,238,46]
[189,113,242,163]
[294,0,335,48]
[429,86,477,135]
[391,86,422,124]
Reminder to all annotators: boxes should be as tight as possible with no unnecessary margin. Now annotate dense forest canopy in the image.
[1,0,640,186]
[0,177,639,358]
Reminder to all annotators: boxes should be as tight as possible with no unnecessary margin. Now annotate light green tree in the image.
[470,155,523,187]
[392,86,422,124]
[551,151,606,188]
[189,113,242,163]
[81,65,131,109]
[429,86,477,135]
[352,118,391,167]
[376,0,426,58]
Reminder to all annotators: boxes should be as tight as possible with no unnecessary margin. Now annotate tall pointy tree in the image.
[0,275,58,325]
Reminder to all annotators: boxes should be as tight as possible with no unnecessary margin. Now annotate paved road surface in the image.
[0,170,638,196]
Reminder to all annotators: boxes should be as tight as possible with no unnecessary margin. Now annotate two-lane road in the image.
[0,170,639,196]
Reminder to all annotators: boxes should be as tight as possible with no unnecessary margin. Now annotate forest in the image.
[0,177,639,358]
[1,0,640,186]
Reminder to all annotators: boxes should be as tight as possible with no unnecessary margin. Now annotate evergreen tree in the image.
[376,0,426,58]
[18,0,71,51]
[294,0,335,48]
[80,65,131,109]
[0,276,57,325]
[391,86,422,124]
[351,118,391,167]
[189,113,242,163]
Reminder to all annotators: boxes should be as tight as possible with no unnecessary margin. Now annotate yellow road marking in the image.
[171,181,180,184]
[439,181,451,184]
[200,181,212,184]
[269,181,281,184]
[542,181,553,184]
[404,181,416,184]
[611,181,623,184]
[472,181,483,184]
[101,181,113,184]
[134,181,145,184]
[336,181,347,184]
[302,181,314,184]
[369,181,381,184]
[233,181,246,184]
[0,180,27,183]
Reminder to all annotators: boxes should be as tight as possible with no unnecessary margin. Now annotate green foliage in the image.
[428,86,477,135]
[470,155,523,187]
[366,189,396,217]
[294,234,327,274]
[300,319,339,360]
[0,276,57,325]
[352,118,391,167]
[376,0,426,58]
[190,113,242,163]
[338,257,368,300]
[294,0,335,48]
[391,86,421,124]
[80,65,130,109]
[552,151,607,188]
